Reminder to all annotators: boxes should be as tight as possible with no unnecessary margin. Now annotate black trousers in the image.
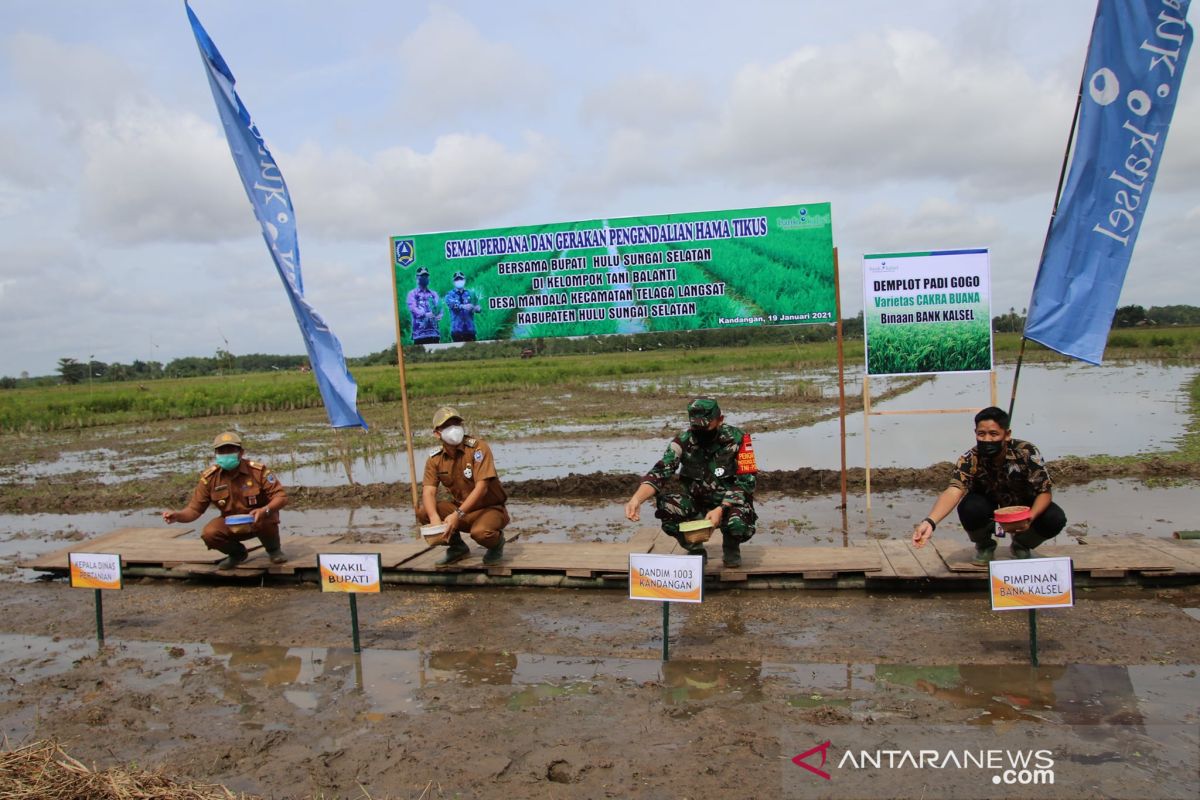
[957,492,1066,551]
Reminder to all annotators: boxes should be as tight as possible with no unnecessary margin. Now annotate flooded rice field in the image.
[1,362,1193,489]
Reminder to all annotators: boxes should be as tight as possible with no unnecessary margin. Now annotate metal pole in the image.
[349,594,361,654]
[94,589,105,646]
[661,602,670,662]
[1028,609,1039,666]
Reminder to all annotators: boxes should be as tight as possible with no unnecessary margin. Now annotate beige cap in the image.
[212,431,243,449]
[431,406,462,429]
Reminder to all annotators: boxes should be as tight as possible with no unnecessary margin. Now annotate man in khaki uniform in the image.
[416,406,509,566]
[162,431,289,569]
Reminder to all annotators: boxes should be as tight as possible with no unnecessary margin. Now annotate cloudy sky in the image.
[0,1,1196,377]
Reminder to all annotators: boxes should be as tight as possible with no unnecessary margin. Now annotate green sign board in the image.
[862,249,993,376]
[390,203,835,345]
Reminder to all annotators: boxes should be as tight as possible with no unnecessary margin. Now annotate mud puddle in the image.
[4,630,1194,729]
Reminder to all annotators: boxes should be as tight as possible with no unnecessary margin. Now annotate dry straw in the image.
[0,738,253,800]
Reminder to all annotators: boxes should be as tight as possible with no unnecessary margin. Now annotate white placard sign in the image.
[318,553,382,593]
[69,552,123,590]
[629,553,704,603]
[989,557,1074,611]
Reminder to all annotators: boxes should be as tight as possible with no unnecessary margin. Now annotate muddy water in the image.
[2,631,1194,728]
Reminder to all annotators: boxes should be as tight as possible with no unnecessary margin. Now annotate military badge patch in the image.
[736,433,758,475]
[473,450,483,462]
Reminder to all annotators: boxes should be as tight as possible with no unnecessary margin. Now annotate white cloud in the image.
[690,30,1075,197]
[78,102,252,243]
[394,5,550,125]
[285,131,548,238]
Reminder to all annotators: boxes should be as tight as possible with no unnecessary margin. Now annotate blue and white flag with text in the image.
[186,2,366,428]
[1025,0,1192,364]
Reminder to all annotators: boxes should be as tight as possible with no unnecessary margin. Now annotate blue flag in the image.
[1024,0,1192,365]
[186,2,367,429]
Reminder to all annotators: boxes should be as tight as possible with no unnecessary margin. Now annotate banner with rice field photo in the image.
[390,203,835,345]
[862,249,993,376]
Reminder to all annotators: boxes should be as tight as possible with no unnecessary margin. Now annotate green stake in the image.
[1028,609,1039,666]
[94,589,105,646]
[662,602,670,662]
[349,594,361,654]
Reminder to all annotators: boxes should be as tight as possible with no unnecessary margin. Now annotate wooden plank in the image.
[283,539,422,570]
[751,546,880,573]
[23,527,211,569]
[1141,541,1200,573]
[803,571,837,580]
[241,535,346,572]
[932,540,989,573]
[908,540,954,579]
[1035,544,1173,571]
[878,540,928,579]
[626,527,660,552]
[861,541,895,578]
[1089,569,1128,578]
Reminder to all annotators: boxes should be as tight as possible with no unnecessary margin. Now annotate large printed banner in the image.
[391,203,835,345]
[862,249,993,376]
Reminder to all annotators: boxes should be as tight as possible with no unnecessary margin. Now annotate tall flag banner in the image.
[1024,0,1192,365]
[186,2,367,429]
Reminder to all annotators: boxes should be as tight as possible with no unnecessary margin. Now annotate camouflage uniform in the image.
[641,423,757,553]
[949,438,1066,552]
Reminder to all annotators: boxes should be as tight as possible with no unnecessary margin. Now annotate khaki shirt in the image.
[184,459,287,519]
[422,436,508,508]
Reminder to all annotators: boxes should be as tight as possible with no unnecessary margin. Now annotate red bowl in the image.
[994,506,1031,523]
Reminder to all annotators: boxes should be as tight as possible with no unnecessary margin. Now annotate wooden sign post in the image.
[629,553,703,661]
[319,553,382,653]
[69,552,123,646]
[989,556,1074,666]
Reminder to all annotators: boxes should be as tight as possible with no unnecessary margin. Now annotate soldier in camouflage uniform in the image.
[624,397,757,567]
[912,406,1066,565]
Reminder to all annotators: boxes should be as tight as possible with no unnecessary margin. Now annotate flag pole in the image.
[389,248,421,513]
[1011,53,1088,423]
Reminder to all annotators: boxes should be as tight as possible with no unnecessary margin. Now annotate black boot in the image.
[436,533,470,567]
[966,525,997,566]
[722,538,742,568]
[482,535,505,566]
[259,533,288,564]
[216,542,248,570]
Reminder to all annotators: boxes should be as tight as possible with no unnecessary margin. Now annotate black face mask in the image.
[692,425,716,441]
[977,440,1004,458]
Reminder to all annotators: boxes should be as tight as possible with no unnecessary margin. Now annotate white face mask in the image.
[453,279,466,289]
[439,424,465,446]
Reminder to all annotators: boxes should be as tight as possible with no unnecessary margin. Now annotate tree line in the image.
[2,304,1196,387]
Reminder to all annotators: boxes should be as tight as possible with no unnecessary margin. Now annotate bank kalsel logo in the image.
[791,740,832,780]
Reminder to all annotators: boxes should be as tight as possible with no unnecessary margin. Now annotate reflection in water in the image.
[660,659,763,704]
[877,664,1146,731]
[425,650,519,685]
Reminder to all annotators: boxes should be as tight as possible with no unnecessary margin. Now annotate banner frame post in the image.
[834,247,847,512]
[94,589,104,646]
[349,593,361,654]
[389,240,421,513]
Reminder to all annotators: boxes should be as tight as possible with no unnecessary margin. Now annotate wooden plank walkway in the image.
[20,527,1200,589]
